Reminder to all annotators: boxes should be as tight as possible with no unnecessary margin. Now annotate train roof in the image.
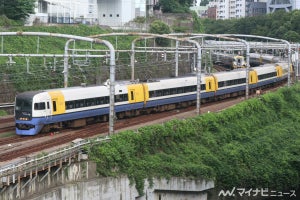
[16,91,43,99]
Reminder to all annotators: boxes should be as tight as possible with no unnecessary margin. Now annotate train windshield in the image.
[15,98,32,111]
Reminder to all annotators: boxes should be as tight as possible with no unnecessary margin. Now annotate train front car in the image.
[15,91,48,136]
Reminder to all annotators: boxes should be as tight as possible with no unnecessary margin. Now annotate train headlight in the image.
[20,117,29,121]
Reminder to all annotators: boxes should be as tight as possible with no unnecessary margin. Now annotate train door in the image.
[276,65,283,77]
[48,91,66,115]
[127,84,149,104]
[249,70,258,84]
[205,76,218,92]
[45,101,51,119]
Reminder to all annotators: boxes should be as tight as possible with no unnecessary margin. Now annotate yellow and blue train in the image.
[15,62,289,135]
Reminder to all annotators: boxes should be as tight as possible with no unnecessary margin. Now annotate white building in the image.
[212,0,247,19]
[27,0,147,27]
[207,0,268,20]
[97,0,136,27]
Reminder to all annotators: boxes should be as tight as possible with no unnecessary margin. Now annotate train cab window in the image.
[130,91,134,101]
[47,102,50,109]
[53,101,57,112]
[15,99,32,111]
[34,102,45,110]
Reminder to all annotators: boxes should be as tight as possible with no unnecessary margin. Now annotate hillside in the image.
[88,83,300,196]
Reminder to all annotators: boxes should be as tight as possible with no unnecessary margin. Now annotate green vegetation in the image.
[158,0,193,13]
[149,20,171,46]
[89,84,300,195]
[0,25,110,92]
[201,10,300,42]
[0,0,35,21]
[0,110,7,116]
[0,131,14,138]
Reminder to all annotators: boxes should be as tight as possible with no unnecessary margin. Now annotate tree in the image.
[0,0,35,21]
[283,30,300,42]
[159,0,193,13]
[149,20,171,46]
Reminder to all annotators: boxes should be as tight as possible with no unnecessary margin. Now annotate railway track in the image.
[0,117,14,134]
[0,96,244,162]
[0,82,287,163]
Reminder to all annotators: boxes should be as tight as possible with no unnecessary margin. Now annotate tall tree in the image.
[149,20,171,46]
[0,0,35,21]
[159,0,193,13]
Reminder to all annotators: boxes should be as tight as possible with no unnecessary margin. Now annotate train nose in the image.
[16,123,35,130]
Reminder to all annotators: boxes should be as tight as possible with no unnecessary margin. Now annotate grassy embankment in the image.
[88,84,300,195]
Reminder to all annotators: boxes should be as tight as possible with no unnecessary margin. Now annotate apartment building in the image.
[206,0,300,20]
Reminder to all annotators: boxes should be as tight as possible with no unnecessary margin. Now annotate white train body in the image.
[15,62,290,135]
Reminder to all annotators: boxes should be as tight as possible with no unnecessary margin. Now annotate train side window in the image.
[208,82,212,90]
[34,102,45,110]
[149,91,155,98]
[47,102,50,109]
[53,101,57,112]
[178,87,183,93]
[66,101,73,109]
[123,94,128,101]
[85,98,93,106]
[218,81,224,88]
[201,84,205,90]
[115,95,120,102]
[94,98,99,105]
[105,96,109,104]
[75,100,80,108]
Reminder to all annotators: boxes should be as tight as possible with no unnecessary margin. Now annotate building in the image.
[27,0,98,25]
[27,0,147,27]
[207,6,217,19]
[205,0,267,19]
[97,0,136,27]
[246,1,267,17]
[266,0,300,13]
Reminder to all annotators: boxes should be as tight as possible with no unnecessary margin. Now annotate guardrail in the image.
[0,103,14,108]
[0,136,111,185]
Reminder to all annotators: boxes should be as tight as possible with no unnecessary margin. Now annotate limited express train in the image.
[15,62,289,135]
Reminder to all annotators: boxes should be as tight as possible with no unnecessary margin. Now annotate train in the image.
[15,61,290,135]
